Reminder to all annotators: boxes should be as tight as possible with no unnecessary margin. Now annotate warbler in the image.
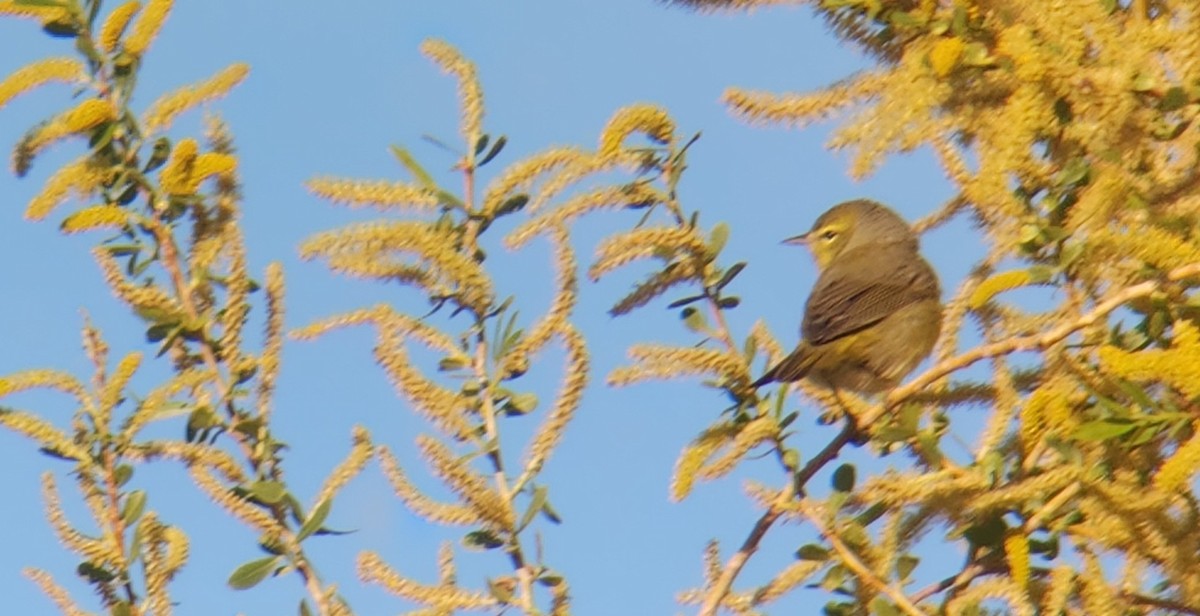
[752,199,942,394]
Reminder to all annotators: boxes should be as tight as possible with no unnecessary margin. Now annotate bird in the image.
[751,199,942,394]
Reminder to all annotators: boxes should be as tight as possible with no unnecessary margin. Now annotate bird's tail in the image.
[750,343,816,388]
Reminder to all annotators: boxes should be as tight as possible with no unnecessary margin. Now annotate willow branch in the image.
[886,262,1200,414]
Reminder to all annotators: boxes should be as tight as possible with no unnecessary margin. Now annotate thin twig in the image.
[796,501,927,616]
[698,503,786,616]
[910,562,988,604]
[886,262,1200,414]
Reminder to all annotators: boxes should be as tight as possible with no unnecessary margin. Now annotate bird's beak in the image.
[782,233,809,246]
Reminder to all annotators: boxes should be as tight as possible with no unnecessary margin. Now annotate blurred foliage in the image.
[5,0,1200,615]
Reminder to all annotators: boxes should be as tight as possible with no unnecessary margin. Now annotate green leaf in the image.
[390,144,435,189]
[479,135,507,166]
[111,602,133,616]
[681,306,708,334]
[299,599,313,616]
[227,556,279,590]
[716,296,740,309]
[797,543,830,561]
[504,393,538,417]
[114,464,134,487]
[494,193,529,217]
[895,555,919,581]
[707,222,730,259]
[1161,86,1189,112]
[832,463,856,492]
[518,485,548,532]
[667,295,704,309]
[249,480,287,505]
[713,262,746,291]
[14,0,67,6]
[474,134,490,156]
[463,529,504,550]
[121,490,147,525]
[297,499,331,541]
[77,561,115,583]
[1074,419,1137,441]
[870,597,901,616]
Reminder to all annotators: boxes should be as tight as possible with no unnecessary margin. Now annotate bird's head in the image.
[784,199,918,269]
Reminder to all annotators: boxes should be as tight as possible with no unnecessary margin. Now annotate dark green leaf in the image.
[667,295,704,309]
[478,135,507,166]
[895,555,919,581]
[297,499,331,541]
[1053,98,1073,124]
[797,543,830,561]
[463,529,504,550]
[1074,420,1136,441]
[713,262,746,291]
[832,463,856,492]
[1161,86,1189,112]
[853,502,887,527]
[494,193,528,217]
[716,296,740,309]
[474,134,490,156]
[14,0,67,6]
[227,556,279,590]
[504,393,538,417]
[77,561,116,583]
[299,599,313,616]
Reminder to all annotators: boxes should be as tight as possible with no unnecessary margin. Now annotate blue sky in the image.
[0,1,984,613]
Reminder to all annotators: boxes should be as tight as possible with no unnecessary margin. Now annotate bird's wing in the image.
[801,245,939,346]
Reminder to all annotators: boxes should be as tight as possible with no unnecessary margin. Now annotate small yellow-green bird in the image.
[752,199,942,394]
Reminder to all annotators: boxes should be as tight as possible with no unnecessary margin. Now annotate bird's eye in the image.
[821,230,837,241]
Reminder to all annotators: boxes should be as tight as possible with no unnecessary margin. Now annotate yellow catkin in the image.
[1005,530,1031,591]
[59,204,129,234]
[23,98,117,159]
[99,1,141,52]
[0,58,84,111]
[41,473,118,564]
[122,0,172,56]
[609,345,745,387]
[378,445,483,526]
[0,3,70,23]
[698,416,780,480]
[968,269,1036,308]
[306,177,440,212]
[417,435,514,528]
[522,324,588,479]
[588,226,709,281]
[598,103,675,159]
[142,63,249,132]
[22,568,89,616]
[159,137,198,194]
[189,466,278,533]
[929,36,965,77]
[358,551,495,609]
[1100,321,1200,400]
[0,369,88,401]
[480,146,589,214]
[420,39,484,146]
[313,426,372,506]
[672,422,741,501]
[0,411,89,461]
[506,183,665,249]
[1153,423,1200,493]
[755,560,826,604]
[25,158,109,221]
